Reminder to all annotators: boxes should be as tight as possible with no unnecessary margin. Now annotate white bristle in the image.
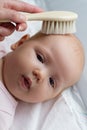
[22,11,78,35]
[41,20,76,34]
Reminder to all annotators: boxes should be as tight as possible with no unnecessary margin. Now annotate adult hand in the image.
[0,0,43,41]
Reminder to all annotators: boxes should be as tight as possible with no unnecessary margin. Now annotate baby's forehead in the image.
[31,33,82,56]
[43,34,80,51]
[33,33,79,46]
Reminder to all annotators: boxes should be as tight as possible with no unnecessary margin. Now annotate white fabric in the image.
[62,86,87,130]
[0,46,18,130]
[0,81,18,130]
[10,95,82,130]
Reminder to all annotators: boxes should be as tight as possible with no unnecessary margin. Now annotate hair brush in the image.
[0,11,78,34]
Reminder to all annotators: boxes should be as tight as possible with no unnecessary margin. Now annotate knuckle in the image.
[10,12,18,21]
[10,11,25,23]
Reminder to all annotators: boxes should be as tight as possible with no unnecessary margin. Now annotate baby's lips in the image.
[23,75,32,89]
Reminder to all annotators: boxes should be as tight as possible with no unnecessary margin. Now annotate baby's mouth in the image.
[20,75,32,90]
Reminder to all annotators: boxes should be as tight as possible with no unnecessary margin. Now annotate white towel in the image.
[10,94,82,130]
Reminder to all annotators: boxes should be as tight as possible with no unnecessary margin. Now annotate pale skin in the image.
[0,32,84,103]
[0,0,43,41]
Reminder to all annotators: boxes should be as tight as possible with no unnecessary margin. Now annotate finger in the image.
[0,22,15,36]
[0,9,26,23]
[5,0,43,13]
[16,23,27,31]
[16,22,27,31]
[0,35,5,41]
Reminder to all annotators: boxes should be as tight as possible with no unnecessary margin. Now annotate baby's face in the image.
[3,33,84,103]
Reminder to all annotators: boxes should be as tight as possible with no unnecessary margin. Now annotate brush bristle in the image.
[41,20,76,34]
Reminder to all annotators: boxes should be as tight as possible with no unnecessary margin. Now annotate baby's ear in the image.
[11,34,30,50]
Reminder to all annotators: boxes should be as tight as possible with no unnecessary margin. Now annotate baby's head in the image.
[3,32,84,103]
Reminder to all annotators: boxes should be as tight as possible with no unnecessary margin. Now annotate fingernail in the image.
[17,25,24,31]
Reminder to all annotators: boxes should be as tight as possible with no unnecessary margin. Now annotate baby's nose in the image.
[32,69,45,83]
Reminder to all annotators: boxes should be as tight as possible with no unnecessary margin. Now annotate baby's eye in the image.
[36,53,44,63]
[49,77,55,88]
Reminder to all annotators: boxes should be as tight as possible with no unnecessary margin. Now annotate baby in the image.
[0,31,85,130]
[0,32,84,103]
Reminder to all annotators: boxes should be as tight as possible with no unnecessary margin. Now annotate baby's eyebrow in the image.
[39,46,52,63]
